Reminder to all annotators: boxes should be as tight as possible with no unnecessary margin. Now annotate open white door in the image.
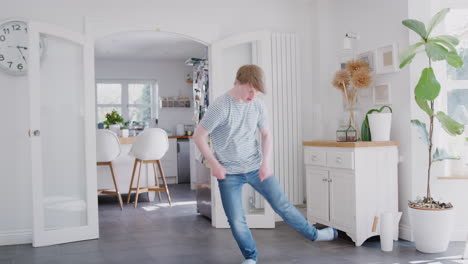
[28,21,98,247]
[210,31,275,228]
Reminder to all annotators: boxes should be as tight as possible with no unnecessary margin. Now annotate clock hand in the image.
[16,47,27,62]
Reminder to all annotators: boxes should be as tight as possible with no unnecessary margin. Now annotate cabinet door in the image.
[306,168,329,223]
[329,171,355,231]
[161,138,178,178]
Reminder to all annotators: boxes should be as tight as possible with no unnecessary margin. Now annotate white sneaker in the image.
[242,259,256,264]
[315,227,338,241]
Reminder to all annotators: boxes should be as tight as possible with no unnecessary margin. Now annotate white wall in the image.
[95,59,196,133]
[0,0,315,245]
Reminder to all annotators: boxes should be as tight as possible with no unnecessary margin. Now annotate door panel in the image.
[210,31,274,228]
[329,171,355,232]
[29,21,98,247]
[306,168,329,223]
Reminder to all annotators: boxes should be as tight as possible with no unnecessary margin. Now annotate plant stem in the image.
[427,59,433,200]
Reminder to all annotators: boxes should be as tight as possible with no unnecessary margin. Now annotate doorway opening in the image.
[94,30,210,222]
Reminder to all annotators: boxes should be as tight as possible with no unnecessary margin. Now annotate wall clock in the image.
[0,19,45,75]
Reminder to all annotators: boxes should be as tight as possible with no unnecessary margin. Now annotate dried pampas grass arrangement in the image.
[332,59,373,136]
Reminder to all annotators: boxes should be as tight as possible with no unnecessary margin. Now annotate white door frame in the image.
[29,21,98,247]
[85,18,275,229]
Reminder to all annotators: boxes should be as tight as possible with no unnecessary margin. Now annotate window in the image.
[444,8,468,176]
[96,80,158,126]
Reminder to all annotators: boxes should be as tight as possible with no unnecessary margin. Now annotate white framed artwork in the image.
[373,83,391,105]
[357,50,375,73]
[338,54,354,70]
[375,43,399,74]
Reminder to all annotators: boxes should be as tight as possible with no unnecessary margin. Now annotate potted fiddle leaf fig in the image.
[399,8,464,253]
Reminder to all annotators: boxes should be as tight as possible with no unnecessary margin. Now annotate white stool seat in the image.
[96,129,123,209]
[126,128,172,208]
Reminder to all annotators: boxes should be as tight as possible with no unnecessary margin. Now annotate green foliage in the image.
[360,106,393,141]
[436,111,465,136]
[402,19,427,40]
[400,8,465,201]
[415,68,440,100]
[103,110,124,127]
[432,148,459,162]
[410,119,430,146]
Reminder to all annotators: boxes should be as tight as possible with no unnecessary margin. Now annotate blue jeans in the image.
[218,169,318,261]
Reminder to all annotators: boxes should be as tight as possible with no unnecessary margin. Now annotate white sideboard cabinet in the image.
[303,141,399,246]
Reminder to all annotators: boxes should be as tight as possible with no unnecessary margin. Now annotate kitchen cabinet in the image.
[303,141,399,246]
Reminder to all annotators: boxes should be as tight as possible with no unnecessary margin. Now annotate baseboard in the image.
[0,229,32,246]
[399,224,413,241]
[399,224,468,242]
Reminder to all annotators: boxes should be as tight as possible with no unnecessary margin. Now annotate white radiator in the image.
[270,32,304,205]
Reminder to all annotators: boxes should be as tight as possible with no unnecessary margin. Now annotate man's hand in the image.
[259,163,273,182]
[212,163,226,180]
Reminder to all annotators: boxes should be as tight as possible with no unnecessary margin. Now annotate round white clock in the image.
[0,19,45,75]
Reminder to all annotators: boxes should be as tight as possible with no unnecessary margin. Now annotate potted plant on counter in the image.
[104,110,124,134]
[361,105,393,141]
[399,8,464,253]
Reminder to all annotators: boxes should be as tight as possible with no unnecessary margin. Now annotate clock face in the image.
[0,20,44,75]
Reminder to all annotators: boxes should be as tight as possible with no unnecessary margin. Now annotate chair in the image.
[96,129,124,209]
[126,128,172,208]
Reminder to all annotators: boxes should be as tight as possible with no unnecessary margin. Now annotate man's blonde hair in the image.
[236,65,265,94]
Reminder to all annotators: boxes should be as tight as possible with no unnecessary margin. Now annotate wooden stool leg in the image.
[134,160,144,208]
[157,160,172,206]
[109,162,123,210]
[152,162,162,202]
[127,159,138,204]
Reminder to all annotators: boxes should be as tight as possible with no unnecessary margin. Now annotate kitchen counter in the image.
[303,141,399,148]
[119,135,192,145]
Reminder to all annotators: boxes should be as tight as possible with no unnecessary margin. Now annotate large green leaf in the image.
[415,96,434,116]
[446,51,464,68]
[399,42,424,69]
[429,38,456,52]
[426,8,450,38]
[433,35,459,46]
[402,19,428,40]
[425,42,448,61]
[411,119,430,146]
[433,147,459,162]
[415,68,440,100]
[436,111,465,136]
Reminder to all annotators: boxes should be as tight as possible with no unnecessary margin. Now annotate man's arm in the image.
[259,127,273,182]
[193,124,226,180]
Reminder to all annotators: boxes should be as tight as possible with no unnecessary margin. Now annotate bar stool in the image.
[126,128,172,208]
[96,130,123,209]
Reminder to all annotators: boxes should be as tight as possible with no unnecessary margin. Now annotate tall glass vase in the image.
[343,98,361,140]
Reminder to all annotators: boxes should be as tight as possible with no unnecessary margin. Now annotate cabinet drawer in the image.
[326,151,354,169]
[304,148,326,166]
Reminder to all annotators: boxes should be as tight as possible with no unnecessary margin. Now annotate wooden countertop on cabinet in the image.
[303,141,399,148]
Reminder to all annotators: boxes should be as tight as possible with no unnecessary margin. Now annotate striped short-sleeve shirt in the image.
[200,91,268,174]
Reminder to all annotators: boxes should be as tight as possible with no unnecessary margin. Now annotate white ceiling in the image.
[94,31,207,61]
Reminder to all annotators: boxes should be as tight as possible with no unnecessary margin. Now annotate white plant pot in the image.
[109,124,120,134]
[120,129,129,138]
[409,206,455,253]
[368,113,392,141]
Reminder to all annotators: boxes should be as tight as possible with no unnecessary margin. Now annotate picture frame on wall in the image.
[373,83,392,105]
[338,54,354,70]
[375,43,399,74]
[357,50,375,73]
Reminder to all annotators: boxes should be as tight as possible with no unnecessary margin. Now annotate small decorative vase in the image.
[120,129,129,138]
[343,100,361,139]
[109,124,120,134]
